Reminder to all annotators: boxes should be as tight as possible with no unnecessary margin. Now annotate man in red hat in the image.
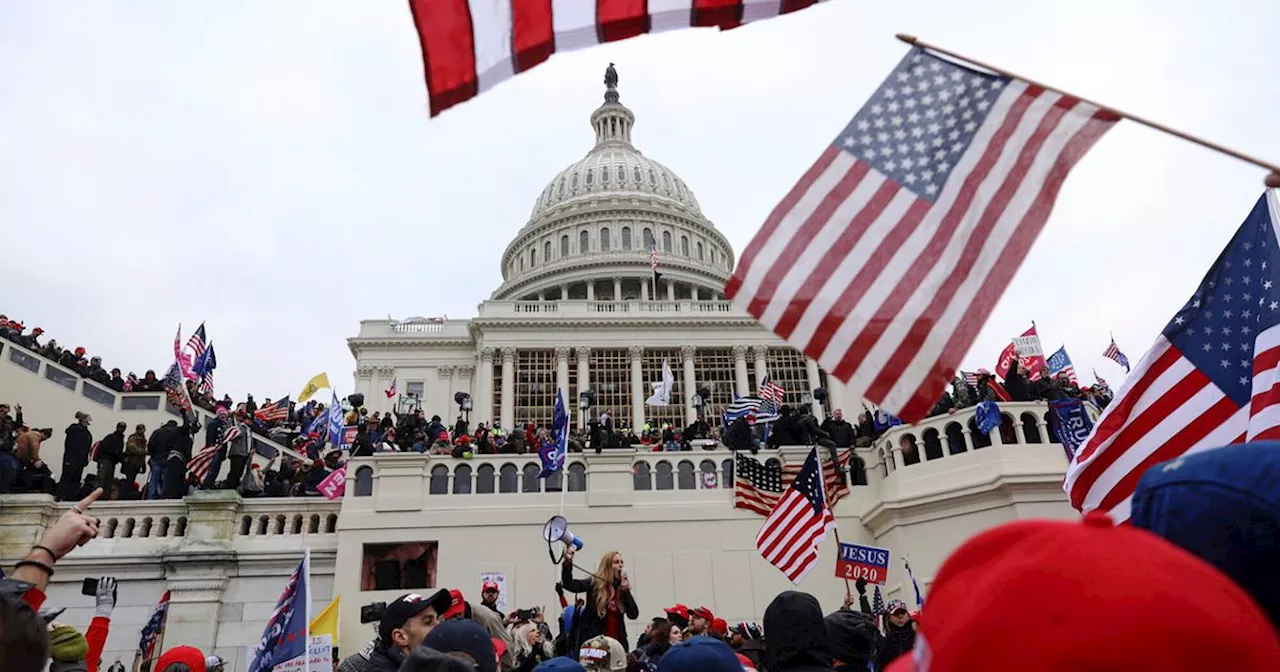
[687,606,714,638]
[480,580,502,617]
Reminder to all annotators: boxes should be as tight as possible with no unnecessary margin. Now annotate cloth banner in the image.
[318,466,346,500]
[974,401,1001,436]
[1048,399,1094,460]
[996,325,1046,380]
[268,635,331,672]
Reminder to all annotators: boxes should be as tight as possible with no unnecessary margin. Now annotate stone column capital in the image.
[480,347,495,362]
[501,347,518,362]
[574,346,592,362]
[554,346,572,363]
[731,344,749,359]
[680,344,697,361]
[628,345,645,360]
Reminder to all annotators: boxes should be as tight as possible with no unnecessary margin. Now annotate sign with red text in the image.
[835,543,891,585]
[318,467,346,500]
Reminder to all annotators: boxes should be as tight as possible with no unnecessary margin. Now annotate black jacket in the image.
[875,622,916,671]
[98,430,125,461]
[64,423,93,466]
[820,419,855,448]
[767,414,805,448]
[560,562,639,654]
[396,645,470,672]
[763,591,833,672]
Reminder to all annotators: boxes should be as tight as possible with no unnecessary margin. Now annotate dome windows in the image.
[585,169,594,186]
[643,228,654,249]
[558,179,566,197]
[600,227,611,252]
[580,230,589,253]
[571,173,579,189]
[601,166,610,184]
[662,230,672,253]
[529,248,536,268]
[560,235,569,257]
[544,241,552,263]
[617,166,625,183]
[622,226,632,250]
[681,235,689,256]
[633,167,643,183]
[648,169,657,187]
[697,241,704,260]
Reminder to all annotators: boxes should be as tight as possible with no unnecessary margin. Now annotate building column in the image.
[500,347,516,430]
[827,379,847,419]
[681,345,697,426]
[805,357,824,419]
[478,348,495,425]
[732,345,750,397]
[752,345,769,391]
[560,283,569,300]
[613,277,622,301]
[538,290,546,301]
[640,280,649,301]
[575,347,591,431]
[666,279,675,301]
[630,345,645,430]
[555,346,571,410]
[586,281,595,301]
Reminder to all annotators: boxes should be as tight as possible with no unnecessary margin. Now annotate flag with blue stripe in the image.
[246,554,309,672]
[539,391,569,478]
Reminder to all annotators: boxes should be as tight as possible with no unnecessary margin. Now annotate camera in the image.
[80,578,117,603]
[360,601,387,624]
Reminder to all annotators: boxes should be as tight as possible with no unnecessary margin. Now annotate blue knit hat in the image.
[1130,442,1280,628]
[656,637,743,672]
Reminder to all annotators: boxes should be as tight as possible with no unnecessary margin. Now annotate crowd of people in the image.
[4,437,1279,672]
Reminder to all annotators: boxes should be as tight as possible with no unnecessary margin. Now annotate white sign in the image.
[480,571,508,613]
[268,635,332,672]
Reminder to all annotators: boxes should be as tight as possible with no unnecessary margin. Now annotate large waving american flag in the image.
[734,450,849,516]
[725,46,1115,423]
[408,0,831,116]
[756,448,834,583]
[1065,192,1280,523]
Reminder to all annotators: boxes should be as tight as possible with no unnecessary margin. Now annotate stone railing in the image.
[476,300,739,319]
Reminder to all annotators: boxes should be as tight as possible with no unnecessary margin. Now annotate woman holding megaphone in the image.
[561,546,639,656]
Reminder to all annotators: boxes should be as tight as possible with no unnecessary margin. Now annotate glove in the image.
[855,577,867,596]
[94,577,117,619]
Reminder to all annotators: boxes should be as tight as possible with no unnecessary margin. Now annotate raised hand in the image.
[39,488,103,560]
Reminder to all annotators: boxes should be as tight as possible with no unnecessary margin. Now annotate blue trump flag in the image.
[327,391,345,448]
[974,401,1002,436]
[1048,398,1094,460]
[246,551,310,672]
[539,392,569,478]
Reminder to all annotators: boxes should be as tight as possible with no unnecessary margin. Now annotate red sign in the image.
[835,543,891,585]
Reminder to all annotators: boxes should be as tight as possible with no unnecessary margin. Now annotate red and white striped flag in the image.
[725,47,1115,423]
[1065,192,1280,523]
[407,0,830,116]
[756,447,834,584]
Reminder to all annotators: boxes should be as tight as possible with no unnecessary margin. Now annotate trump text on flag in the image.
[835,543,891,584]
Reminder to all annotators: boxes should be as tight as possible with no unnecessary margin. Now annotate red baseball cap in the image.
[899,512,1280,671]
[443,589,468,620]
[664,604,690,622]
[482,581,500,592]
[690,606,714,622]
[711,617,728,636]
[157,646,206,672]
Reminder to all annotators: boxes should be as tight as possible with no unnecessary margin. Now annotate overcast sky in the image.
[3,1,1278,403]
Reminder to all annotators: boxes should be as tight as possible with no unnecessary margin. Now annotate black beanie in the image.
[824,609,877,666]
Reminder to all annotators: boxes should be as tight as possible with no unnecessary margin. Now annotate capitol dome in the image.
[494,67,734,303]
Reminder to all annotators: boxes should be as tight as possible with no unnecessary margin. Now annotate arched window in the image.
[585,169,594,185]
[643,228,654,249]
[453,464,473,494]
[622,227,632,250]
[655,461,674,490]
[354,466,374,497]
[476,464,495,493]
[697,242,704,260]
[720,459,733,488]
[543,241,551,263]
[499,464,519,493]
[568,463,587,491]
[529,248,536,268]
[633,462,652,490]
[680,235,689,256]
[429,465,449,495]
[677,461,696,489]
[600,228,611,252]
[560,235,569,257]
[519,256,524,272]
[662,231,672,253]
[522,464,541,493]
[699,460,718,489]
[580,230,589,253]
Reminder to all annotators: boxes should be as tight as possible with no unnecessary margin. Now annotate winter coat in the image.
[124,434,148,470]
[820,419,856,448]
[763,591,833,672]
[397,645,473,672]
[874,622,916,671]
[227,420,252,458]
[560,563,639,655]
[98,430,125,462]
[64,423,93,466]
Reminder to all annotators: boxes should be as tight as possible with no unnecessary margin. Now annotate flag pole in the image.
[896,34,1280,183]
[821,446,852,598]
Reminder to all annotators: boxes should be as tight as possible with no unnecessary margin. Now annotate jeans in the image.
[0,452,19,493]
[147,456,166,499]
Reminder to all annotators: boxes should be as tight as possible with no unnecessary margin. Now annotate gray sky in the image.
[3,1,1278,402]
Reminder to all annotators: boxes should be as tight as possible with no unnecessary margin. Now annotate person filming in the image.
[560,547,638,656]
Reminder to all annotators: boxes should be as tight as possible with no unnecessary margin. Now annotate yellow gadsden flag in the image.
[298,372,331,404]
[310,594,340,643]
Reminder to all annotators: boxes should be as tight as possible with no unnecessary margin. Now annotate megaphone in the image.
[542,515,585,551]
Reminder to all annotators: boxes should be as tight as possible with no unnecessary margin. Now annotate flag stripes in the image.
[756,448,835,583]
[409,0,828,116]
[734,450,849,516]
[726,48,1115,424]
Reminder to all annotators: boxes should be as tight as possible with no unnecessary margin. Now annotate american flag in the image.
[163,361,192,412]
[186,323,208,361]
[187,424,243,482]
[194,342,217,397]
[759,375,785,403]
[960,370,979,387]
[407,0,829,117]
[1103,337,1131,373]
[756,448,835,583]
[1093,368,1109,389]
[255,396,290,423]
[725,47,1115,424]
[385,377,397,399]
[734,450,849,516]
[650,241,660,272]
[1046,345,1078,385]
[1065,192,1280,523]
[137,590,170,663]
[871,585,885,632]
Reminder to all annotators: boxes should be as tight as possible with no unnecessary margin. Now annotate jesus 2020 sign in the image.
[835,543,891,585]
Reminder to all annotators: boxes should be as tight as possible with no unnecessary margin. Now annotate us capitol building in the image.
[347,72,843,430]
[0,71,1080,671]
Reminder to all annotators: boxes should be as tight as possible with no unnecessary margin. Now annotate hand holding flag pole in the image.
[897,34,1280,186]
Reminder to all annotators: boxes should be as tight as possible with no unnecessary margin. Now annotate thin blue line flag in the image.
[245,554,309,672]
[539,391,569,478]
